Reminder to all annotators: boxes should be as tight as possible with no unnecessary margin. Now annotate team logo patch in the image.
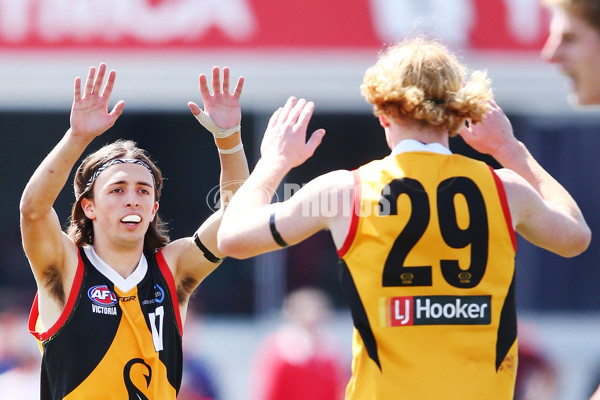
[154,284,164,304]
[380,295,491,327]
[142,284,165,306]
[88,285,118,306]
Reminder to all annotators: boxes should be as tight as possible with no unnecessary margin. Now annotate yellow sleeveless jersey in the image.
[28,248,183,399]
[337,150,517,400]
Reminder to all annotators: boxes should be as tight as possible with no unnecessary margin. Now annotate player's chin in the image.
[117,234,146,249]
[575,91,600,106]
[568,78,600,106]
[569,91,599,106]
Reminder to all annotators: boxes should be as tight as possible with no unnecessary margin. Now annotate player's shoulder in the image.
[494,167,529,186]
[319,169,354,185]
[493,167,541,208]
[316,170,356,201]
[304,169,355,192]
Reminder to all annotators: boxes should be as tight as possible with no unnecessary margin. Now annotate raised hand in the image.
[188,66,244,129]
[458,100,516,159]
[260,97,326,169]
[70,63,125,140]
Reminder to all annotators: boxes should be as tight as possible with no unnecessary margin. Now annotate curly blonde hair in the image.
[361,37,493,136]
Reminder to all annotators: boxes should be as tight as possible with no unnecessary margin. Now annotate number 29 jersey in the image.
[338,146,518,400]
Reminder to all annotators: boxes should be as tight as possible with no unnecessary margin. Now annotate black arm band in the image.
[269,212,289,248]
[193,232,224,263]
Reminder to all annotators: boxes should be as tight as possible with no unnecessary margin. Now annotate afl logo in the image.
[88,285,118,306]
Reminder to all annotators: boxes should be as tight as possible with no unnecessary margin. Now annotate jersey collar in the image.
[391,139,452,156]
[83,246,148,292]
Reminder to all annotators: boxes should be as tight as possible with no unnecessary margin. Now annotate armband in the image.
[193,232,224,263]
[269,212,289,248]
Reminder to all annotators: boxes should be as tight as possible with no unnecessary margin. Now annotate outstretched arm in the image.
[217,97,336,260]
[163,67,250,299]
[459,100,590,256]
[20,63,125,283]
[190,66,249,211]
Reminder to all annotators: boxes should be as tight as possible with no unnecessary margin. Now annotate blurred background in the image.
[1,0,600,399]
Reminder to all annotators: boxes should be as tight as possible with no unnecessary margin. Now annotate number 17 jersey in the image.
[338,146,518,400]
[28,247,183,399]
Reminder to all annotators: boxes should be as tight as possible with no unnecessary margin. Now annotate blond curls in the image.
[360,38,493,136]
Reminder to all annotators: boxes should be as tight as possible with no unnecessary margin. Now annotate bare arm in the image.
[20,64,125,285]
[218,167,353,259]
[459,101,590,256]
[163,67,250,294]
[217,97,335,259]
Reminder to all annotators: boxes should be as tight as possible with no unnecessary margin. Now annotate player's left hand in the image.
[188,66,244,130]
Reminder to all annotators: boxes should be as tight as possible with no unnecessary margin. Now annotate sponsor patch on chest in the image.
[380,295,491,326]
[141,284,165,306]
[88,285,118,316]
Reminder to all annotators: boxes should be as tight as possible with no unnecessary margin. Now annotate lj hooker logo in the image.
[380,295,491,327]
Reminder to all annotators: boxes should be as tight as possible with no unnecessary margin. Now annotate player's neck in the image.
[389,128,449,149]
[386,117,449,149]
[92,238,144,279]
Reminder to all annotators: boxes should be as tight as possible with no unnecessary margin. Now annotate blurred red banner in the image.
[0,0,549,51]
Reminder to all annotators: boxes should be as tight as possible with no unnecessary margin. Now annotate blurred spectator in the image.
[179,356,220,400]
[179,308,221,400]
[514,324,558,400]
[251,287,347,400]
[591,384,600,400]
[0,309,39,400]
[587,360,600,400]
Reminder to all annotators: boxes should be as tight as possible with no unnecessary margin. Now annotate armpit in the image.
[176,276,198,305]
[42,266,66,307]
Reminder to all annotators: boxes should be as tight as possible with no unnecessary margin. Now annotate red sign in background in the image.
[0,0,549,51]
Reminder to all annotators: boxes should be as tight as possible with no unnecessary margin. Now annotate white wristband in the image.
[194,110,240,138]
[218,143,244,154]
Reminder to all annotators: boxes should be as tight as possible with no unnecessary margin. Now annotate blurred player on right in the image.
[542,0,600,105]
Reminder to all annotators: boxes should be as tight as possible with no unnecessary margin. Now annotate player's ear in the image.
[81,198,96,220]
[379,115,391,128]
[150,202,159,222]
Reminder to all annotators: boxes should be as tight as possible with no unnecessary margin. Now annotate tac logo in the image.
[380,295,492,327]
[154,284,164,304]
[88,285,118,306]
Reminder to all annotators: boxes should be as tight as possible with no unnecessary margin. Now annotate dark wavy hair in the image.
[67,140,169,253]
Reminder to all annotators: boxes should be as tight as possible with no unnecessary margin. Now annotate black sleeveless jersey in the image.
[28,248,183,399]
